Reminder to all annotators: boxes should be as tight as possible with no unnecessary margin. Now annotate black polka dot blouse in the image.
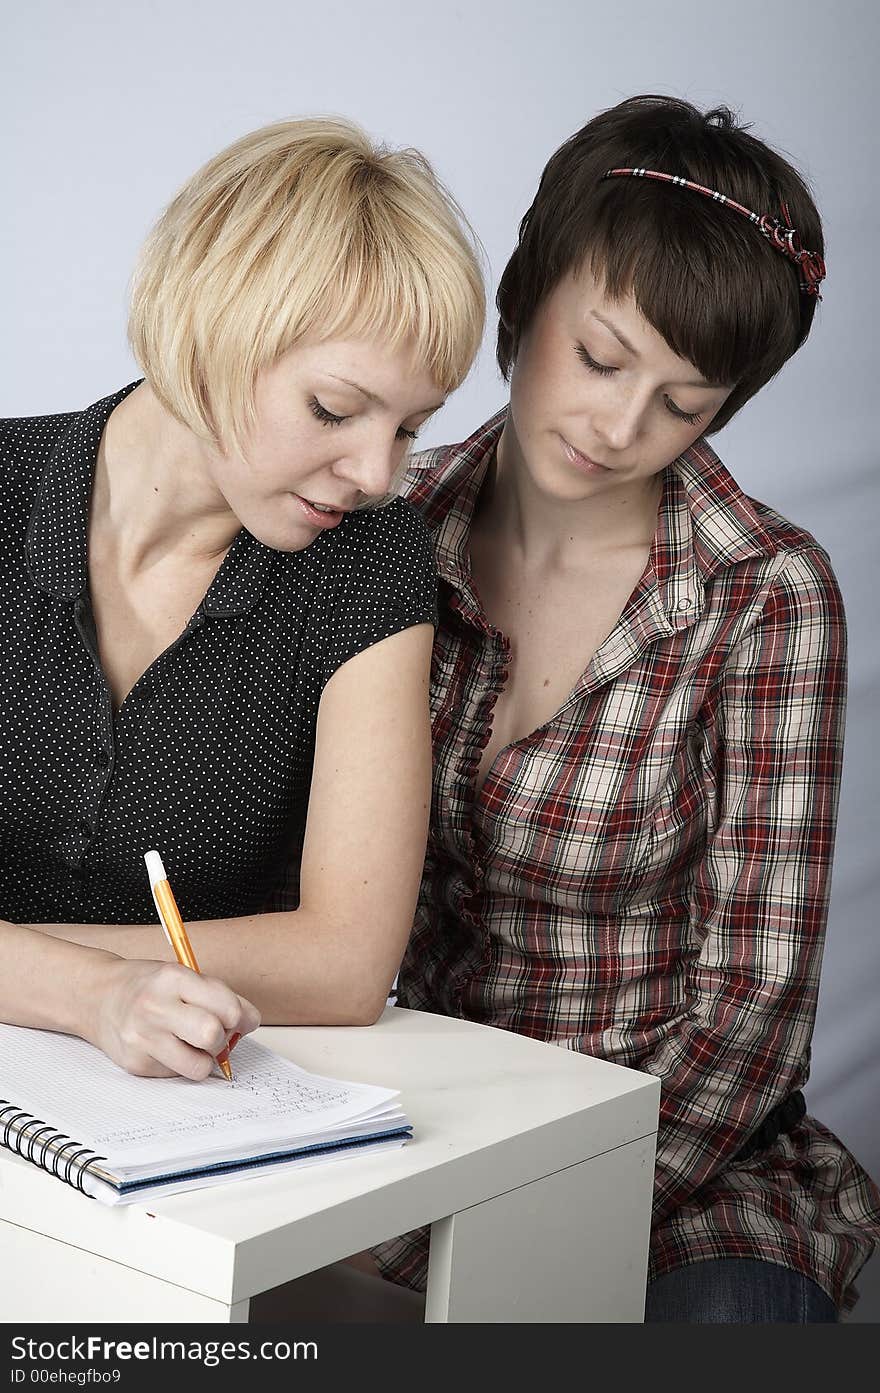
[0,384,437,926]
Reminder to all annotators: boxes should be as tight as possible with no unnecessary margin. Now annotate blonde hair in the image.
[128,118,486,460]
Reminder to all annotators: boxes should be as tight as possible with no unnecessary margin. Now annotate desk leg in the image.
[0,1218,249,1323]
[424,1134,655,1323]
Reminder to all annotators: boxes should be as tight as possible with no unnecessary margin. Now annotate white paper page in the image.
[86,1135,409,1206]
[0,1025,401,1172]
[128,1106,409,1179]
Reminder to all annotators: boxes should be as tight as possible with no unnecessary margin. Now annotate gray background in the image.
[3,0,877,1319]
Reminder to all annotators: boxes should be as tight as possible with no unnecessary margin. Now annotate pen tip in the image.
[219,1058,234,1083]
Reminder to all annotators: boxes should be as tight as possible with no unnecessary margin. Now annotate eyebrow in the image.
[588,310,726,391]
[328,375,445,415]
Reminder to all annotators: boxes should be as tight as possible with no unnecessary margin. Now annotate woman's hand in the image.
[87,957,260,1079]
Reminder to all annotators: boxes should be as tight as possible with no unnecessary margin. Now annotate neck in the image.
[90,383,240,576]
[478,424,663,572]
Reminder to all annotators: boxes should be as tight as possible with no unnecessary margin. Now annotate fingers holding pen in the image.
[91,958,260,1080]
[141,850,258,1076]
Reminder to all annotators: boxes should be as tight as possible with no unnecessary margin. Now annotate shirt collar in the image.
[403,407,507,595]
[403,408,779,629]
[26,384,137,602]
[26,382,274,616]
[653,437,779,628]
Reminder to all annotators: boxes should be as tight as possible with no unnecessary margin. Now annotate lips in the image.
[294,494,348,528]
[561,437,613,475]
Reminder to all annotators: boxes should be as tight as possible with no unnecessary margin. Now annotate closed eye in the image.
[575,344,705,427]
[663,397,704,427]
[310,396,347,426]
[310,396,420,441]
[575,344,615,378]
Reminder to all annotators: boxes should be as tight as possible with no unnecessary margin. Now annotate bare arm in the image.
[33,622,434,1026]
[0,919,258,1079]
[0,919,119,1035]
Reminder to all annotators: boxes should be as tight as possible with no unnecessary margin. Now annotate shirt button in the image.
[95,749,111,768]
[676,597,692,611]
[79,820,93,838]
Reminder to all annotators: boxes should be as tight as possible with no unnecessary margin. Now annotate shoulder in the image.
[275,498,437,613]
[727,495,844,626]
[306,499,438,680]
[675,439,844,627]
[708,524,846,687]
[318,497,436,579]
[339,495,433,549]
[747,494,839,577]
[759,538,845,638]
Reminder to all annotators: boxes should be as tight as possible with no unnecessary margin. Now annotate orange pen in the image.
[144,850,238,1082]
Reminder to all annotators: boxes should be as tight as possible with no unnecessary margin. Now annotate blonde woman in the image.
[0,119,484,1080]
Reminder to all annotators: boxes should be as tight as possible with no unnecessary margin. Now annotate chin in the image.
[536,466,608,500]
[267,533,316,554]
[244,517,315,553]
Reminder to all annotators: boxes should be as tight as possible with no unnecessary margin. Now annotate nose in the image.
[592,386,646,453]
[332,434,399,500]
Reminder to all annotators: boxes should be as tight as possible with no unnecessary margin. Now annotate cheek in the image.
[679,420,708,452]
[251,395,324,460]
[643,420,702,475]
[255,422,325,484]
[512,346,571,424]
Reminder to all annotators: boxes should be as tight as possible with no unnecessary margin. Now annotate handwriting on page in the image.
[0,1027,393,1165]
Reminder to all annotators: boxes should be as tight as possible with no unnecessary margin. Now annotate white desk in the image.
[0,1006,659,1323]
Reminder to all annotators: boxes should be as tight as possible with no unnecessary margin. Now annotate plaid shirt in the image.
[372,408,880,1313]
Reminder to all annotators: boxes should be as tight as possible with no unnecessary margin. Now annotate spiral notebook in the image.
[0,1023,411,1205]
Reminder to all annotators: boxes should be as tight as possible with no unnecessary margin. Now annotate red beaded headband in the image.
[602,167,826,299]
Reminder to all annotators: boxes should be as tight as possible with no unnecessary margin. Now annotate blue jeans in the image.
[645,1259,838,1323]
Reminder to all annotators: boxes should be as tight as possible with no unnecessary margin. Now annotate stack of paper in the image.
[0,1024,411,1205]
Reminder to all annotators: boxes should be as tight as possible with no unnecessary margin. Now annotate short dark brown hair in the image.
[496,95,824,433]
